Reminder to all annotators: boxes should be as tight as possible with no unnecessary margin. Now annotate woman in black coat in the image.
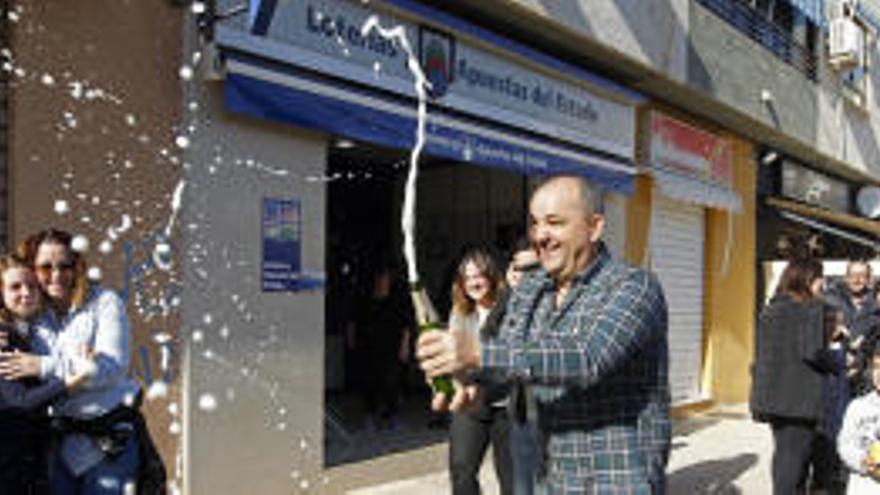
[751,257,835,494]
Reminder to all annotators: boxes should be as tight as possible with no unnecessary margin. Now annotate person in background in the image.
[826,261,877,346]
[0,229,145,495]
[751,257,836,494]
[827,261,880,401]
[837,340,880,494]
[846,280,880,398]
[0,254,92,495]
[447,247,512,495]
[488,238,540,495]
[812,303,852,495]
[348,264,411,431]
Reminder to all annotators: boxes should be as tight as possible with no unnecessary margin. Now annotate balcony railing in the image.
[697,0,820,81]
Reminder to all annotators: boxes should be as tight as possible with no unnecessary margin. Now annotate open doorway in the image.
[324,139,529,466]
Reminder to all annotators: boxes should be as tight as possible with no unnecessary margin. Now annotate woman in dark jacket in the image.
[751,257,835,494]
[0,254,90,494]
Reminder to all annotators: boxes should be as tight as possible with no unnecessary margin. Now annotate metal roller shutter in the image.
[650,194,705,405]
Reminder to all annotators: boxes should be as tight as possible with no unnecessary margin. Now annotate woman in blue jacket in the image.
[0,254,90,494]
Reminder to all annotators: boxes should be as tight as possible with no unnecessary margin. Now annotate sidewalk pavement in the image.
[348,404,774,494]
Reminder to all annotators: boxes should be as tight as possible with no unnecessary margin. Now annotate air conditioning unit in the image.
[829,17,863,70]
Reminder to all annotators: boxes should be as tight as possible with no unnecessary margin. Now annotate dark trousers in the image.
[362,360,400,420]
[771,419,816,495]
[510,419,539,495]
[810,433,847,494]
[449,405,513,495]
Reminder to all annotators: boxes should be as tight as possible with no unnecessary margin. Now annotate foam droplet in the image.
[179,65,194,81]
[87,266,102,281]
[175,135,190,149]
[71,235,89,253]
[153,242,173,271]
[54,200,70,215]
[198,393,218,412]
[146,380,169,400]
[168,421,182,435]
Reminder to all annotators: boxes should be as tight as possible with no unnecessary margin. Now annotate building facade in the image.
[8,0,880,493]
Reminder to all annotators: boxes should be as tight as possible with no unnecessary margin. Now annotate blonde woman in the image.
[448,247,512,495]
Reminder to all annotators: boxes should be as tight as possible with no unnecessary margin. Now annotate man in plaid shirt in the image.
[418,175,670,494]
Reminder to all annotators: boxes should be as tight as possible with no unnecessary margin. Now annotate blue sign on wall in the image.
[262,197,322,292]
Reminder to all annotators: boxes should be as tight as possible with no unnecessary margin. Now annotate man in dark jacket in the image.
[826,261,880,398]
[825,261,877,340]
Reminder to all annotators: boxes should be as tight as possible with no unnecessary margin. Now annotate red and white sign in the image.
[650,112,733,186]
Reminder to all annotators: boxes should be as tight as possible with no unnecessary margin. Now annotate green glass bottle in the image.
[410,281,455,397]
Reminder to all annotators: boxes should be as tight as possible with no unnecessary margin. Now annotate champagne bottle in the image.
[410,281,455,397]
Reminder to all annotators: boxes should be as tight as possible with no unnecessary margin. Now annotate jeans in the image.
[50,433,140,495]
[511,420,539,495]
[449,405,513,495]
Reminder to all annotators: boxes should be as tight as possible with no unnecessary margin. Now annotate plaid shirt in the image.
[482,244,670,494]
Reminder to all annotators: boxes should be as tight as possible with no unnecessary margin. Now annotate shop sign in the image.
[261,197,323,292]
[649,112,733,187]
[781,160,850,213]
[217,0,636,160]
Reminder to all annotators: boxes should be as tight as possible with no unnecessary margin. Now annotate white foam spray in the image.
[361,16,429,285]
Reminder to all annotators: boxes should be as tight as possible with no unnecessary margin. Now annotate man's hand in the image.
[416,328,481,378]
[430,376,481,414]
[0,350,42,380]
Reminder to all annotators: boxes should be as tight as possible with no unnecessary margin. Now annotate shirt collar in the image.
[531,241,611,291]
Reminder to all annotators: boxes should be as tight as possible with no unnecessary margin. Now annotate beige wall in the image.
[702,136,757,404]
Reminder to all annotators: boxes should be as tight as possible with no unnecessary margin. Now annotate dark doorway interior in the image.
[324,140,529,466]
[324,142,444,467]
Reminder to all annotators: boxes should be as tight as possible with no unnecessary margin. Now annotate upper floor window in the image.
[698,0,821,81]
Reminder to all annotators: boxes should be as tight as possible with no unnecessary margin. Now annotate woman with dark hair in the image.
[751,257,837,494]
[0,229,146,494]
[0,254,91,494]
[447,247,512,495]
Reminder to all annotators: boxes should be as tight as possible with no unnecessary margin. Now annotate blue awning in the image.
[222,53,637,194]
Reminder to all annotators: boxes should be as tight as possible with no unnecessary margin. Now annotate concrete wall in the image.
[505,0,690,83]
[183,82,327,495]
[446,0,880,182]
